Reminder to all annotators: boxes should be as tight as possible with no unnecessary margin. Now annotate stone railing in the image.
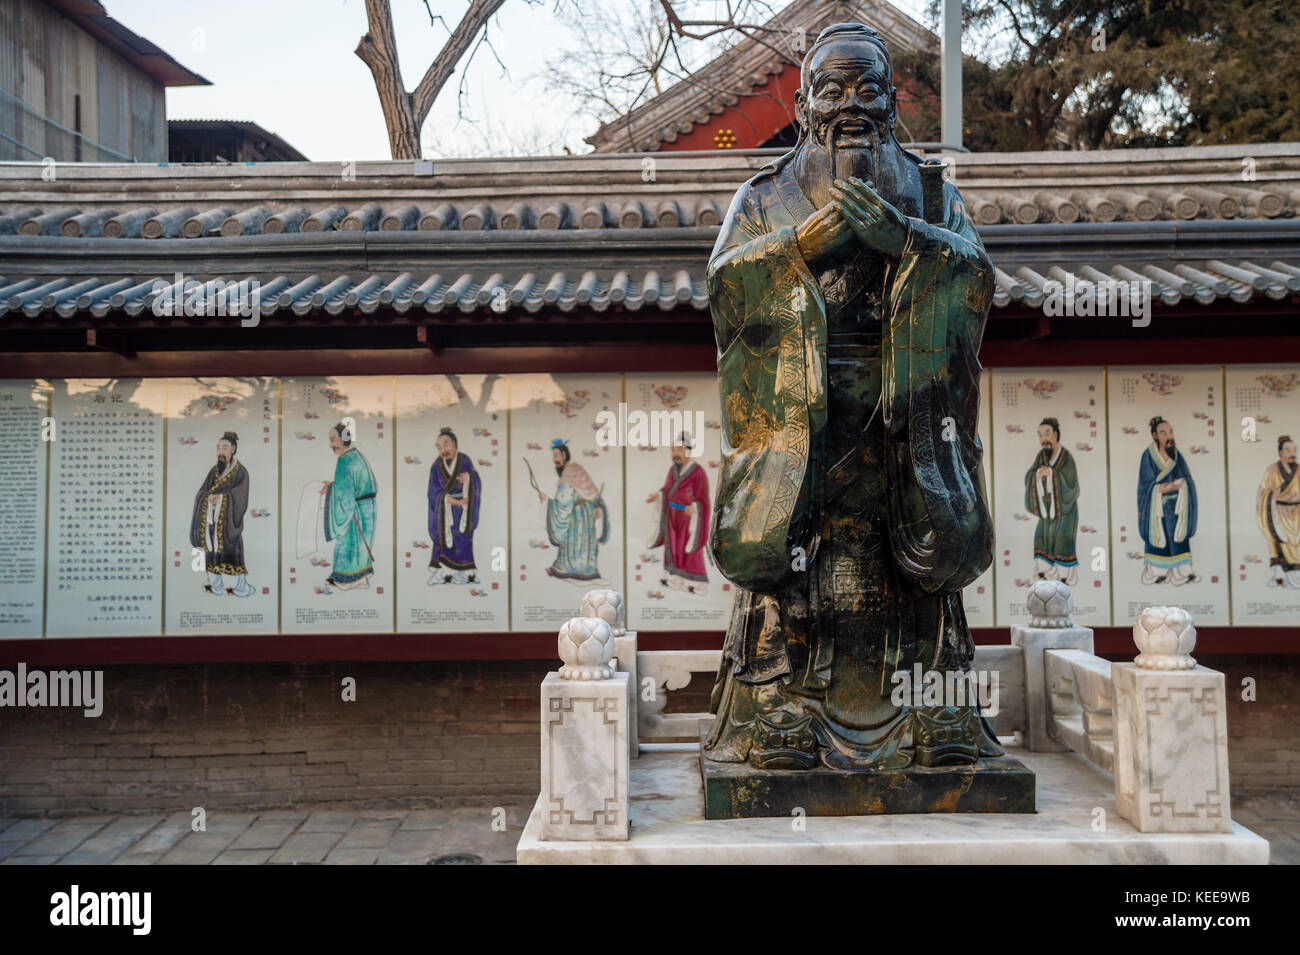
[537,582,1232,842]
[1012,580,1230,834]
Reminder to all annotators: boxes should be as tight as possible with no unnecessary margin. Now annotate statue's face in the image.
[328,428,345,455]
[797,37,895,153]
[1036,425,1058,449]
[1282,441,1297,466]
[436,434,456,459]
[216,439,234,464]
[551,448,565,467]
[671,444,687,465]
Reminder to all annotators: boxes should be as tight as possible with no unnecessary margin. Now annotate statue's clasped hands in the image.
[797,177,909,262]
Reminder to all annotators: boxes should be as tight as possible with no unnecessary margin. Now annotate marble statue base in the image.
[517,738,1268,864]
[699,729,1036,819]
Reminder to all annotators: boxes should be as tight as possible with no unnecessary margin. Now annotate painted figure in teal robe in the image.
[537,439,609,584]
[322,421,377,590]
[704,23,1000,771]
[1025,417,1079,586]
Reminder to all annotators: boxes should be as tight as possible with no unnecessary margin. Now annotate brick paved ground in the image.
[1,797,1295,864]
[0,805,529,865]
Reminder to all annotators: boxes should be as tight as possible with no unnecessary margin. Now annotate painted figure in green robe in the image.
[537,439,610,585]
[322,421,377,590]
[705,22,1000,771]
[1025,417,1079,586]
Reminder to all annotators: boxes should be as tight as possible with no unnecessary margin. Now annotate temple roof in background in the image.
[586,0,933,153]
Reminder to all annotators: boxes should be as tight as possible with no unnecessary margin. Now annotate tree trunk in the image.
[356,0,507,160]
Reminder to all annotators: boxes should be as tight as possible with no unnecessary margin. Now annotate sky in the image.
[109,0,934,162]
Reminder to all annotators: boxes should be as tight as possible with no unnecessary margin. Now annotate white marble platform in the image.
[517,740,1269,864]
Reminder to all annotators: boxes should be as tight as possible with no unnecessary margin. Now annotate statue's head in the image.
[794,23,897,173]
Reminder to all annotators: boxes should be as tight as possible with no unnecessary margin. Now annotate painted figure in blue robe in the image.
[1137,416,1199,586]
[428,427,481,585]
[322,421,377,590]
[537,439,609,585]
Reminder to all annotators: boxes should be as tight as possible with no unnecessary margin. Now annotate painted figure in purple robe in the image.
[428,427,481,585]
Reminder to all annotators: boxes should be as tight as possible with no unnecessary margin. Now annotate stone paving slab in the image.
[12,799,1283,866]
[213,849,276,865]
[336,819,401,849]
[13,819,108,857]
[325,847,380,865]
[228,819,303,851]
[268,831,344,864]
[0,819,56,842]
[121,811,194,857]
[2,854,62,865]
[57,816,165,865]
[299,811,357,833]
[377,829,441,864]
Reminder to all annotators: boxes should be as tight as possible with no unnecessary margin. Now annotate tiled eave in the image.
[2,220,1299,325]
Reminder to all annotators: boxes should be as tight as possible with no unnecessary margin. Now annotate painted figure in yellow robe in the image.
[1257,435,1300,589]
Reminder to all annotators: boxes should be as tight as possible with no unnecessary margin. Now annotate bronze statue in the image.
[704,23,1024,812]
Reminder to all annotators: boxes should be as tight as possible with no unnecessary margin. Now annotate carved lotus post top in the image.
[557,616,616,681]
[581,588,626,636]
[1026,579,1075,628]
[1133,606,1197,670]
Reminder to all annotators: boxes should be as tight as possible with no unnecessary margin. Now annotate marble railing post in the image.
[1010,581,1094,751]
[1113,607,1231,833]
[539,610,630,842]
[582,588,637,761]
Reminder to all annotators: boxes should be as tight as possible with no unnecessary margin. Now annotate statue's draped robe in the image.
[428,452,481,571]
[324,447,377,584]
[1257,460,1300,583]
[190,460,249,577]
[546,461,609,581]
[1025,446,1079,578]
[650,461,710,585]
[1137,444,1197,570]
[704,151,999,769]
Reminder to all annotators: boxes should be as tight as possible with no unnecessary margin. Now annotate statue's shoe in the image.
[230,576,255,598]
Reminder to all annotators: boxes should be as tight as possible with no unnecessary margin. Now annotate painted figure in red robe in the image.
[646,436,711,596]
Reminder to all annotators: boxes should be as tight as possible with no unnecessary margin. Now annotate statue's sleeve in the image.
[881,178,996,593]
[706,181,827,593]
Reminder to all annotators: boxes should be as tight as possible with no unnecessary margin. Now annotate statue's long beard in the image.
[828,125,880,186]
[217,457,229,475]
